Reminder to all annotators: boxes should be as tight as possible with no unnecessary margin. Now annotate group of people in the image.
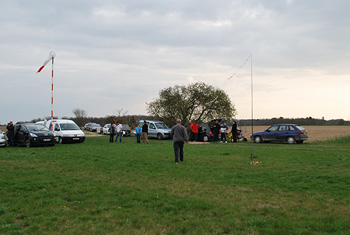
[108,120,149,144]
[106,119,238,165]
[211,119,237,143]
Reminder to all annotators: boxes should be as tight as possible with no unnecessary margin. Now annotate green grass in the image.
[1,136,350,234]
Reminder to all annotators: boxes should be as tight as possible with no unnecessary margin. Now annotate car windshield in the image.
[155,123,168,129]
[267,126,279,132]
[26,124,49,132]
[59,123,80,130]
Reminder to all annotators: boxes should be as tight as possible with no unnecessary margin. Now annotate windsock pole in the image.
[37,51,56,122]
[51,56,54,121]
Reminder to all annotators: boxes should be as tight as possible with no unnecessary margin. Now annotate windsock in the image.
[37,51,56,73]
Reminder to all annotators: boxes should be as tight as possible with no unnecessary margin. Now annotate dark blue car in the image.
[251,124,308,144]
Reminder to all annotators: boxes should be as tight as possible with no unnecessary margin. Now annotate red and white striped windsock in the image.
[37,51,56,73]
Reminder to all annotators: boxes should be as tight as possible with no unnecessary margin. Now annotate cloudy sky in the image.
[1,0,349,124]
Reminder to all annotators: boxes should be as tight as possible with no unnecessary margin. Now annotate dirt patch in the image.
[237,126,350,142]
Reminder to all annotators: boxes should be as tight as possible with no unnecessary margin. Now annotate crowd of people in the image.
[3,118,238,164]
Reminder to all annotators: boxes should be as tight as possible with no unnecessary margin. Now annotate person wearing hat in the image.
[171,119,189,164]
[220,120,228,143]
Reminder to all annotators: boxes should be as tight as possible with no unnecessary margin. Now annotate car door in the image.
[16,125,27,144]
[264,125,279,141]
[275,125,290,141]
[148,123,156,138]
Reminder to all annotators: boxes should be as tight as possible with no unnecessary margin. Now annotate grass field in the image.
[1,136,349,234]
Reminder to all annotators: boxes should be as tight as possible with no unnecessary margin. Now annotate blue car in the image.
[251,124,308,144]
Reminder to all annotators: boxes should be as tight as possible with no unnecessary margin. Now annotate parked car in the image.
[103,124,111,135]
[121,124,131,136]
[198,124,213,142]
[139,120,172,140]
[0,131,7,147]
[43,119,85,144]
[90,123,101,132]
[251,124,308,144]
[14,123,55,147]
[84,122,95,131]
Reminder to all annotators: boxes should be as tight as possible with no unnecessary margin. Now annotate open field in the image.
[237,125,350,142]
[1,135,350,234]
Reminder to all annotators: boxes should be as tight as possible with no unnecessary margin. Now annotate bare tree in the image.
[73,108,87,127]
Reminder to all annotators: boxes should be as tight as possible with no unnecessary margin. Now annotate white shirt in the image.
[116,124,123,132]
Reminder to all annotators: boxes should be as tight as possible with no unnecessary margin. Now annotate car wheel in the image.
[25,138,31,148]
[157,133,163,140]
[203,135,209,142]
[254,136,262,143]
[287,136,296,144]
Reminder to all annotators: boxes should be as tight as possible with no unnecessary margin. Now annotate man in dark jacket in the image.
[171,119,189,164]
[6,121,15,147]
[141,120,148,144]
[211,120,221,143]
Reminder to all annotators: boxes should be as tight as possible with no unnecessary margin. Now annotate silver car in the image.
[0,131,8,147]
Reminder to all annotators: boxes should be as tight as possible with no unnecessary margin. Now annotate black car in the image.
[14,123,55,147]
[198,124,213,142]
[121,124,131,136]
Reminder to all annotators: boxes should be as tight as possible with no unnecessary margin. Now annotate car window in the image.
[279,125,289,131]
[289,126,296,131]
[60,123,80,130]
[149,123,156,129]
[155,123,168,129]
[267,126,279,132]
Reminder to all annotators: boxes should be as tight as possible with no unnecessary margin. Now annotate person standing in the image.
[141,120,148,144]
[171,119,189,164]
[220,120,228,143]
[190,120,199,142]
[6,121,15,147]
[109,123,116,143]
[135,124,142,143]
[211,120,221,143]
[115,122,123,143]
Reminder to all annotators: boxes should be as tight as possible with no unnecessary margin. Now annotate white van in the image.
[41,119,85,144]
[139,120,172,140]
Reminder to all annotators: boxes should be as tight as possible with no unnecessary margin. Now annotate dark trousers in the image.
[214,132,219,142]
[221,133,227,142]
[8,136,14,147]
[136,133,141,143]
[110,134,115,142]
[174,141,184,163]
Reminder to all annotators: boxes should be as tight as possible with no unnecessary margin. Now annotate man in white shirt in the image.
[115,122,123,143]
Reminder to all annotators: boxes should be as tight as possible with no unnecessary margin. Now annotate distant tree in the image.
[146,82,236,126]
[73,108,87,127]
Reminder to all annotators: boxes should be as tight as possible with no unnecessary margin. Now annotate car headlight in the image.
[30,133,38,137]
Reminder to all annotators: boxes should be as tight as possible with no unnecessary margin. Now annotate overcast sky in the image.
[1,0,349,124]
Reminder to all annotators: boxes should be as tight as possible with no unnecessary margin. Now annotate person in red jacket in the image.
[190,120,199,142]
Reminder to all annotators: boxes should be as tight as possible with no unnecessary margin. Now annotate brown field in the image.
[1,125,350,142]
[237,125,350,142]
